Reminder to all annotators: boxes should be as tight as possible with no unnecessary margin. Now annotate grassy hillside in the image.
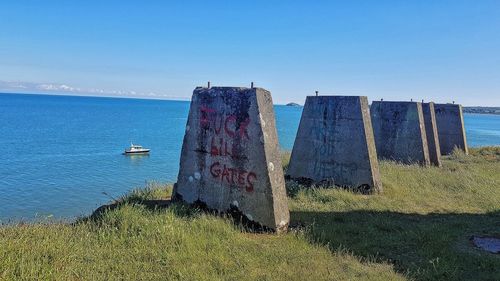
[290,147,500,280]
[1,147,499,280]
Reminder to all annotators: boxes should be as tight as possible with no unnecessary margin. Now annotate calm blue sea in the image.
[1,93,499,222]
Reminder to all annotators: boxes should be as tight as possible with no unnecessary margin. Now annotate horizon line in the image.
[0,91,303,106]
[2,91,500,109]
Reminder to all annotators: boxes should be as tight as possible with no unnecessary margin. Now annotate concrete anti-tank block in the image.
[434,103,468,155]
[422,102,442,166]
[287,96,382,193]
[174,86,289,232]
[371,101,430,166]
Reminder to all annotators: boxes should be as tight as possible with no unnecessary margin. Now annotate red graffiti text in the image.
[200,106,250,140]
[209,162,256,192]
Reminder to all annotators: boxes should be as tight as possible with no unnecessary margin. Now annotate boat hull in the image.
[123,150,150,155]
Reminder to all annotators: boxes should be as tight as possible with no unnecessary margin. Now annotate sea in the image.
[1,93,499,222]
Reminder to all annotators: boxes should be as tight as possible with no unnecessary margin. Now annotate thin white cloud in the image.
[0,80,188,100]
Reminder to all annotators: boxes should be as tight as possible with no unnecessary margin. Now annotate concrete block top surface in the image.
[174,86,290,232]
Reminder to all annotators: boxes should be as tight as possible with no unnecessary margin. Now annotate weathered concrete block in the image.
[371,101,430,166]
[434,103,468,155]
[286,96,382,193]
[422,102,442,166]
[174,86,289,232]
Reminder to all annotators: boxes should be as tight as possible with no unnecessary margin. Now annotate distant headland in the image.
[286,102,301,107]
[463,107,500,115]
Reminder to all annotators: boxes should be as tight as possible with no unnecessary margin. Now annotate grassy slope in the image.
[0,190,400,281]
[291,148,500,280]
[1,148,499,280]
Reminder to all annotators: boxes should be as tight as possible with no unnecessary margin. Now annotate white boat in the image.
[124,143,150,155]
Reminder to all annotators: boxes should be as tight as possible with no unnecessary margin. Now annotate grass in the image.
[291,147,500,280]
[1,147,499,280]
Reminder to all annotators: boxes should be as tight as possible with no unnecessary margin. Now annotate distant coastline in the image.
[464,107,500,115]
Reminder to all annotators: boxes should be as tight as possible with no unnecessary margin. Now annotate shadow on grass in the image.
[80,195,499,280]
[81,198,206,223]
[90,199,172,218]
[84,198,276,234]
[292,210,500,281]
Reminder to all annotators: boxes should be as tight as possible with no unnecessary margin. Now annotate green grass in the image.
[291,147,500,280]
[1,147,499,280]
[0,184,400,281]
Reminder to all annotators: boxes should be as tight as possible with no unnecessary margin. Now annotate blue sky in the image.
[1,1,499,105]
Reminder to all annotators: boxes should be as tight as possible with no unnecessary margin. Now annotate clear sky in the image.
[1,1,499,105]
